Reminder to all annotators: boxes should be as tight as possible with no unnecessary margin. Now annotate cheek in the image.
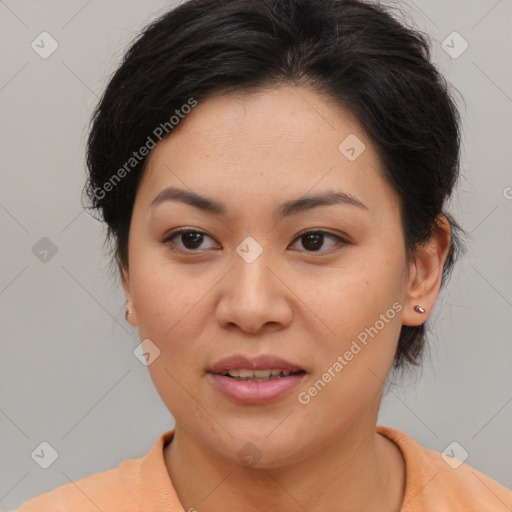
[130,255,211,346]
[290,247,406,397]
[129,259,213,414]
[295,250,405,335]
[293,271,404,427]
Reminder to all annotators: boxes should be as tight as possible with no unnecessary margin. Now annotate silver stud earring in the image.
[414,305,426,314]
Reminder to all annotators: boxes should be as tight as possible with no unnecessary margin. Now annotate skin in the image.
[122,84,451,512]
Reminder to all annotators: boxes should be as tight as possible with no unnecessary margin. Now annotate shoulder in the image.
[15,430,178,512]
[15,456,144,511]
[377,425,512,512]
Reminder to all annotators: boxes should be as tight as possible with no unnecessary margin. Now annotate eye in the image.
[289,230,348,253]
[162,228,348,255]
[162,228,218,253]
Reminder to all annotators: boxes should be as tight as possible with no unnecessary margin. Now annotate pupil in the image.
[180,232,325,251]
[303,233,323,251]
[183,232,203,248]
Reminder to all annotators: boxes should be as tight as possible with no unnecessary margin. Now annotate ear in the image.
[402,215,451,326]
[121,265,138,326]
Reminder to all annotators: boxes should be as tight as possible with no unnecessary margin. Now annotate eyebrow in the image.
[150,186,368,218]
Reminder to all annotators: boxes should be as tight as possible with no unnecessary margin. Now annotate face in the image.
[123,85,413,467]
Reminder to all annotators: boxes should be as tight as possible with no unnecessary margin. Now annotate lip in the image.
[207,353,307,405]
[208,353,305,374]
[207,372,307,404]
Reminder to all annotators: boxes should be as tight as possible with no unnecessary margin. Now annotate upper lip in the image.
[208,354,305,374]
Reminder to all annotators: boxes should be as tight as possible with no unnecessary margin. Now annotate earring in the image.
[125,306,131,321]
[414,305,426,314]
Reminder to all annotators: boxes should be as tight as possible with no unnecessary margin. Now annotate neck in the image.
[164,405,405,512]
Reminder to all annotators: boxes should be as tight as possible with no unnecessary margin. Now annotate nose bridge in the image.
[216,235,292,332]
[231,235,275,299]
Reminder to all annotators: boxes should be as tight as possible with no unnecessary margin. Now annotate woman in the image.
[17,0,512,510]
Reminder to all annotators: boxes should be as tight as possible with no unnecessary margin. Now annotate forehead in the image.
[135,85,396,215]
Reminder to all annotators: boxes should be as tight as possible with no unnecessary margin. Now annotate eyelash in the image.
[161,228,349,255]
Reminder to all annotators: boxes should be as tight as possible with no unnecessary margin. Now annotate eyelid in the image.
[161,226,208,243]
[292,228,351,244]
[288,229,350,253]
[161,227,351,254]
[161,227,216,248]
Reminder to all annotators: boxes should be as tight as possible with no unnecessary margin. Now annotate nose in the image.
[215,249,293,334]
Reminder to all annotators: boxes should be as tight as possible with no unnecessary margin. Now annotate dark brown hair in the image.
[84,0,464,369]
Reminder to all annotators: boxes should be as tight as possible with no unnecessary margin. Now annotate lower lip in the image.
[208,372,307,404]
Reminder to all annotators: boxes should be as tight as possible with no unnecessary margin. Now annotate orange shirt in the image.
[16,425,512,511]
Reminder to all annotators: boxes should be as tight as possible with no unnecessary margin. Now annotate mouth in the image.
[213,368,307,382]
[207,353,307,403]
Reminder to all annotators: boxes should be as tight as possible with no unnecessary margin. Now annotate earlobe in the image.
[124,303,138,326]
[402,215,451,326]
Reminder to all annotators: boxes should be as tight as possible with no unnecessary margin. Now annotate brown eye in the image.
[290,230,347,253]
[179,231,204,249]
[162,228,348,255]
[163,229,217,253]
[301,232,325,251]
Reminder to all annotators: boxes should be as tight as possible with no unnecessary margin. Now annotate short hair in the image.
[84,0,464,370]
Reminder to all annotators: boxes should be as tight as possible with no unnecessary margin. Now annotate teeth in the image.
[222,369,295,379]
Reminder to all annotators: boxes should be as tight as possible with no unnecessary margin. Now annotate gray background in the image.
[0,0,511,509]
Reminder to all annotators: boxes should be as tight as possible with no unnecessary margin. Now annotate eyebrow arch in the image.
[150,186,368,218]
